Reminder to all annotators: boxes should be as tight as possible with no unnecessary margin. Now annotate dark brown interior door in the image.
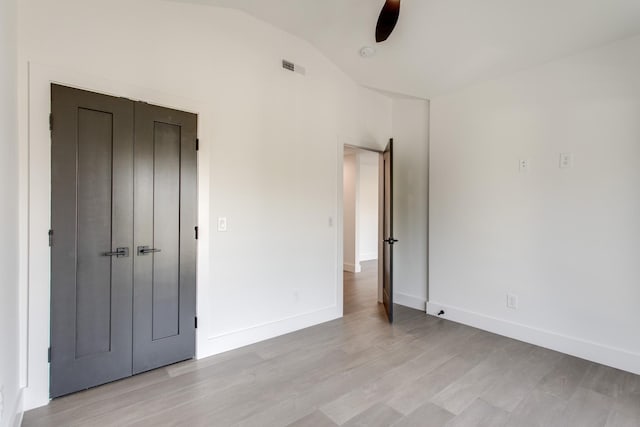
[132,102,197,374]
[383,138,396,323]
[50,84,134,398]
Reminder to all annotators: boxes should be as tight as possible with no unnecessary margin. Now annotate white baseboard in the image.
[22,386,49,412]
[426,302,640,375]
[10,388,24,427]
[343,263,361,273]
[197,305,341,359]
[394,293,426,311]
[359,252,377,262]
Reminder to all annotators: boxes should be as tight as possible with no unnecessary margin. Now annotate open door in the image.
[382,138,397,323]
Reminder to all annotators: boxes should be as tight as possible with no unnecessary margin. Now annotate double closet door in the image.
[50,84,197,398]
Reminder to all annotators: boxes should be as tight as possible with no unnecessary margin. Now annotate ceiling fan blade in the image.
[375,0,401,43]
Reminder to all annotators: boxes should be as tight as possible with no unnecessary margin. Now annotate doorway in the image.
[49,84,198,398]
[342,144,390,319]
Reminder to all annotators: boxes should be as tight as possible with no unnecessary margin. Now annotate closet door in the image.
[133,102,197,374]
[50,85,134,398]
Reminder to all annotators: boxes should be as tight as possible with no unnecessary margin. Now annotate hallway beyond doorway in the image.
[344,260,384,318]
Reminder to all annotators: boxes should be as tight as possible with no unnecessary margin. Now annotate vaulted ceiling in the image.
[173,0,640,98]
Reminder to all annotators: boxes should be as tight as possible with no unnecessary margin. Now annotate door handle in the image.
[137,246,162,256]
[103,247,129,257]
[384,238,399,245]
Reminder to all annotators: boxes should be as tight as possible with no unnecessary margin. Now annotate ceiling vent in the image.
[282,59,306,76]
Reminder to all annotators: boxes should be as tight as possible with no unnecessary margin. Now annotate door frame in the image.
[337,140,385,315]
[20,63,209,410]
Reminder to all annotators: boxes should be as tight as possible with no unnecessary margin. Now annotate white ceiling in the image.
[173,0,640,98]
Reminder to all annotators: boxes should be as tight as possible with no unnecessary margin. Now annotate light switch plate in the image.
[559,152,572,168]
[217,217,227,232]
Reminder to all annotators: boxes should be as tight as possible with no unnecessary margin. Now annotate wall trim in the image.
[22,62,211,411]
[10,388,24,427]
[395,293,426,311]
[359,252,377,262]
[198,305,341,358]
[343,263,361,273]
[426,301,640,375]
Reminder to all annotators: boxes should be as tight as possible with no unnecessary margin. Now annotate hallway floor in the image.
[24,262,640,426]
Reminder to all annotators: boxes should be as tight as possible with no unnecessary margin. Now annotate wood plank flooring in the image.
[24,261,640,426]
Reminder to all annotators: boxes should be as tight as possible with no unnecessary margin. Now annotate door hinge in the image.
[194,316,198,329]
[196,138,199,151]
[48,347,51,363]
[49,113,53,131]
[48,229,54,247]
[195,226,198,240]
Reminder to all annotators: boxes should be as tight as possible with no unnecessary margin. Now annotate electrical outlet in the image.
[507,293,519,310]
[518,159,530,173]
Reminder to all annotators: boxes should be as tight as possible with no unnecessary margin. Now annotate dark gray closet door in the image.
[133,102,197,374]
[50,84,134,398]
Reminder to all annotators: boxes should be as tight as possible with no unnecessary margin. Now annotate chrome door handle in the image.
[103,247,129,257]
[137,246,161,256]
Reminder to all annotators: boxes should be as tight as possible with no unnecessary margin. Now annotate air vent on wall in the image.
[282,59,306,76]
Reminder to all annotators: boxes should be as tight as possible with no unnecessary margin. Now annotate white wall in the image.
[0,0,22,424]
[18,0,393,409]
[358,152,379,262]
[392,99,430,311]
[429,35,640,374]
[343,152,360,272]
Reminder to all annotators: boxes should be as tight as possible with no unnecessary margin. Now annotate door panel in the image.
[383,139,394,323]
[50,85,134,398]
[75,108,116,358]
[133,102,197,374]
[151,122,181,340]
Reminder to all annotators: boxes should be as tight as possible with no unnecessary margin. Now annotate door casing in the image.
[23,64,208,410]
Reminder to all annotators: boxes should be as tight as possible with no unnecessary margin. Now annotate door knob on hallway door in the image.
[384,238,398,245]
[137,246,162,256]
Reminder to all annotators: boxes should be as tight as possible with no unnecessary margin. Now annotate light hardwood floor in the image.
[24,261,640,426]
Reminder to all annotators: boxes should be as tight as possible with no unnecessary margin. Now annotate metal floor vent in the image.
[282,59,306,76]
